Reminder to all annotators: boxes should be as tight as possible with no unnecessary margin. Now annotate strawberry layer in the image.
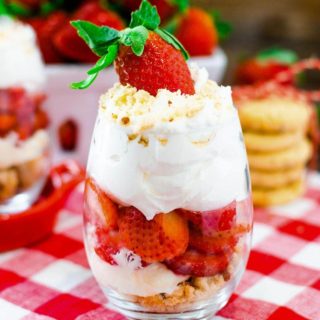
[84,178,251,297]
[0,17,45,92]
[87,65,248,220]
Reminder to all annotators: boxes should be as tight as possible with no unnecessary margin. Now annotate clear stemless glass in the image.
[83,81,253,320]
[0,88,50,213]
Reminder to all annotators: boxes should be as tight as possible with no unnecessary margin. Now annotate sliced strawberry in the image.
[189,226,237,255]
[175,7,218,56]
[181,201,236,235]
[0,114,17,135]
[0,88,40,140]
[118,207,189,263]
[115,32,195,96]
[189,223,251,255]
[165,249,229,277]
[34,109,49,130]
[94,228,122,265]
[217,203,237,231]
[84,178,118,229]
[54,2,124,63]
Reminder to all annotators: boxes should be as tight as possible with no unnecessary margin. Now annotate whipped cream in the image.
[0,130,49,169]
[87,65,248,220]
[86,242,187,297]
[0,17,45,92]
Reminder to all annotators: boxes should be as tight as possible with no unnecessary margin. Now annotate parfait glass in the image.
[83,83,253,319]
[0,87,50,213]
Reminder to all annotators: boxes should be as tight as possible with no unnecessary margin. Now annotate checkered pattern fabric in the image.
[1,173,320,320]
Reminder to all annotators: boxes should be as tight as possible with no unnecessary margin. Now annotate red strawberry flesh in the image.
[165,249,229,277]
[118,207,189,263]
[115,32,195,96]
[180,201,237,235]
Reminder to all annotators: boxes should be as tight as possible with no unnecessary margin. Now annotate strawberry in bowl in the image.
[72,1,253,317]
[235,47,298,84]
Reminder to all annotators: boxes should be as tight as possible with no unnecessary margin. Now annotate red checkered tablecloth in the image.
[1,173,320,320]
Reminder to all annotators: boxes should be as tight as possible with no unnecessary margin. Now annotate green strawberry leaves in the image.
[87,45,119,75]
[257,48,298,65]
[130,0,160,29]
[71,44,118,89]
[120,26,149,56]
[170,0,189,12]
[0,2,10,16]
[211,10,232,41]
[71,21,120,56]
[0,1,31,17]
[71,0,190,90]
[71,73,98,90]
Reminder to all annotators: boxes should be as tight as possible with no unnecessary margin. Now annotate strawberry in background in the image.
[109,0,188,22]
[53,2,125,63]
[172,7,231,57]
[175,7,217,56]
[235,48,298,84]
[27,11,67,63]
[5,0,44,12]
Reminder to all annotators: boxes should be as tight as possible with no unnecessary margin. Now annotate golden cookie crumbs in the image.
[121,117,130,125]
[128,134,138,141]
[138,135,149,147]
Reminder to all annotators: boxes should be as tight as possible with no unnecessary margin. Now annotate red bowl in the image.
[0,160,85,252]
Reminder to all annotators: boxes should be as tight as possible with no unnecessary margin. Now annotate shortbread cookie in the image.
[244,130,304,152]
[252,179,304,207]
[135,275,226,313]
[0,168,18,201]
[251,166,304,188]
[17,156,47,189]
[248,139,311,171]
[238,97,311,133]
[135,249,242,313]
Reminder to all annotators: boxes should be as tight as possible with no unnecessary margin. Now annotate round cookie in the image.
[244,130,304,152]
[251,166,304,188]
[252,179,305,207]
[248,139,312,171]
[238,97,311,133]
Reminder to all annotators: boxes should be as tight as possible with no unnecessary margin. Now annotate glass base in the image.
[102,263,245,320]
[0,177,46,214]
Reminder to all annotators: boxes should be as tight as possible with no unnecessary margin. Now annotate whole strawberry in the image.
[71,0,195,96]
[54,2,125,63]
[27,11,67,63]
[175,7,217,56]
[235,48,298,85]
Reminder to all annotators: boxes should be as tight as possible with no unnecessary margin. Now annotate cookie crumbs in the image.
[128,134,138,141]
[158,137,168,146]
[121,117,130,125]
[138,135,149,147]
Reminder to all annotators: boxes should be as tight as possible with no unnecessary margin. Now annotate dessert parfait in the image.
[73,1,253,318]
[0,17,50,213]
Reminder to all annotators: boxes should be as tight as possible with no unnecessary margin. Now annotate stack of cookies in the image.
[238,96,312,206]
